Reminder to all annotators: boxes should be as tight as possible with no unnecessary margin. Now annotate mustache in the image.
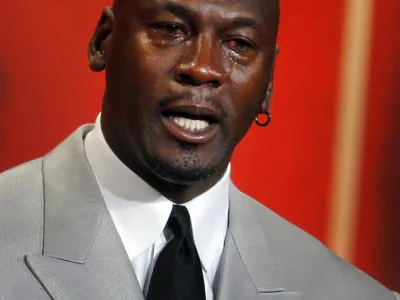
[161,91,228,118]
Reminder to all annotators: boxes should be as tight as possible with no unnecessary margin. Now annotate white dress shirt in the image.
[84,114,230,300]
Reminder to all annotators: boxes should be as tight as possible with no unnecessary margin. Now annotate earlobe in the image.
[261,82,273,113]
[88,7,115,72]
[257,45,279,126]
[260,45,279,113]
[255,81,273,127]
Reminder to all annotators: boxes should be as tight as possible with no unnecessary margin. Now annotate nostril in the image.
[178,73,195,85]
[177,73,221,88]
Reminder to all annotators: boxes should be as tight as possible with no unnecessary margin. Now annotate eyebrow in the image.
[231,16,259,29]
[159,2,191,18]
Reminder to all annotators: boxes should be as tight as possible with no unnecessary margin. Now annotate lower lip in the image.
[161,116,219,144]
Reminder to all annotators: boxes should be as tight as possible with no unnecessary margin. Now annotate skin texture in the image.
[88,0,279,203]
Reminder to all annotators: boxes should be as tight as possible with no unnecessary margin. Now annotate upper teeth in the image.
[171,116,210,131]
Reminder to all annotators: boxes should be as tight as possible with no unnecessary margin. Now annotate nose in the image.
[174,35,224,88]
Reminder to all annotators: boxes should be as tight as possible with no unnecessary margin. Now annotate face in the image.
[90,0,279,186]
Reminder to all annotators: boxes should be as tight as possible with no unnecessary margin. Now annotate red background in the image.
[0,0,399,290]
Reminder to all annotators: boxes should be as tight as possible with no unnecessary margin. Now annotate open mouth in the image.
[164,112,216,132]
[160,105,220,144]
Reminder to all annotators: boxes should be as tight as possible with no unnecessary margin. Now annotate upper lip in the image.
[161,99,222,123]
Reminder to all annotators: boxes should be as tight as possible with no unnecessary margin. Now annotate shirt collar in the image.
[84,114,230,274]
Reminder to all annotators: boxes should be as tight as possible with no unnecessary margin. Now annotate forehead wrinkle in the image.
[150,0,276,19]
[213,0,279,30]
[114,0,279,31]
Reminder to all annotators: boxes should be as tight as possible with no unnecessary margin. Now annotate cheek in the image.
[131,31,184,75]
[111,37,176,106]
[229,65,266,122]
[220,62,267,144]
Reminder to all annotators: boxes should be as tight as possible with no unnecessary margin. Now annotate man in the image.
[0,0,398,299]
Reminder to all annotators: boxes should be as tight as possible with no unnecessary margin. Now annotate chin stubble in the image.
[141,114,229,184]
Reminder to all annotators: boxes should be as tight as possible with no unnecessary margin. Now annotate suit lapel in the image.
[24,125,302,300]
[215,184,303,300]
[25,126,144,300]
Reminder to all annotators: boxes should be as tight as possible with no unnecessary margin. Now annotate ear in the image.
[88,7,115,72]
[260,45,280,113]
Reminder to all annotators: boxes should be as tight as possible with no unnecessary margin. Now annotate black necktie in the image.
[146,205,206,300]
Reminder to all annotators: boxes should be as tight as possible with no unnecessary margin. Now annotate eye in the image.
[224,38,256,56]
[152,23,187,37]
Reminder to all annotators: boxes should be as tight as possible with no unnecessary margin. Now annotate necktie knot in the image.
[167,205,192,238]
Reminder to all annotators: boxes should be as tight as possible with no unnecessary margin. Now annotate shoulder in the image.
[0,158,44,195]
[0,159,52,298]
[0,159,44,246]
[231,185,395,300]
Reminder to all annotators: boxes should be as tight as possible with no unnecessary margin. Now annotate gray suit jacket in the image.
[0,125,396,300]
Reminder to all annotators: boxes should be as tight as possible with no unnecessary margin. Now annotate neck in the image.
[128,162,228,204]
[101,117,229,204]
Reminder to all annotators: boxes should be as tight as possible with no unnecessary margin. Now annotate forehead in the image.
[153,0,263,12]
[120,0,278,28]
